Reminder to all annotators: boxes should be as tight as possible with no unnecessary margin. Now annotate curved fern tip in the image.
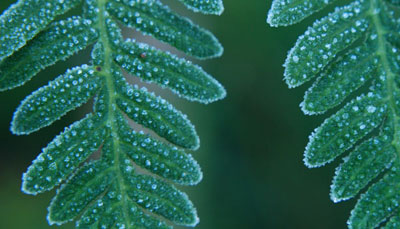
[215,5,224,16]
[10,112,28,136]
[46,212,66,227]
[266,9,280,28]
[299,98,327,116]
[211,83,227,103]
[184,154,204,186]
[303,155,325,169]
[195,168,204,185]
[266,1,283,27]
[219,87,227,101]
[21,173,38,196]
[329,189,341,204]
[185,202,200,227]
[47,199,66,226]
[200,41,224,60]
[329,189,350,204]
[282,60,302,89]
[10,110,35,135]
[330,194,347,204]
[303,134,330,169]
[266,1,303,27]
[190,135,201,151]
[299,101,320,116]
[329,180,350,204]
[214,0,225,15]
[189,214,200,227]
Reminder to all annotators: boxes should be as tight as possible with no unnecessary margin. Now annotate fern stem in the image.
[369,0,400,153]
[95,0,132,226]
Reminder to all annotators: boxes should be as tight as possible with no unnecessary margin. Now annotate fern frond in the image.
[12,65,101,135]
[268,0,400,227]
[0,0,225,227]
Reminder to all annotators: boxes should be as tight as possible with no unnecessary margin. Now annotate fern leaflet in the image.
[268,0,400,228]
[0,0,225,228]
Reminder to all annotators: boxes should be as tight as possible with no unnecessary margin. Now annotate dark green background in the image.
[0,0,355,228]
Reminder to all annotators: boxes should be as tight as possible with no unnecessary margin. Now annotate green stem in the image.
[95,0,131,226]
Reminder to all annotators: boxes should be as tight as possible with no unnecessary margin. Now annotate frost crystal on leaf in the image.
[0,0,225,228]
[268,0,400,228]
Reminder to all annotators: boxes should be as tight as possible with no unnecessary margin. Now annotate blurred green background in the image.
[0,0,356,228]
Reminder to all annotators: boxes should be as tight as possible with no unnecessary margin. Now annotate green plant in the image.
[0,0,225,228]
[268,0,400,228]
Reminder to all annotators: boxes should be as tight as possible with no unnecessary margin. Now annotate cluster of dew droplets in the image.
[284,1,369,88]
[267,0,335,26]
[0,0,81,61]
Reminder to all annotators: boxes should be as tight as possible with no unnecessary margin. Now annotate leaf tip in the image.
[197,30,224,59]
[46,213,63,226]
[180,0,224,16]
[188,213,200,227]
[329,181,350,204]
[190,134,201,151]
[283,53,305,89]
[46,194,72,226]
[266,9,280,27]
[180,193,200,227]
[187,156,204,185]
[21,172,39,195]
[214,6,224,16]
[283,69,299,89]
[299,101,324,116]
[206,0,225,16]
[303,134,329,169]
[266,1,295,27]
[202,41,224,60]
[10,111,30,135]
[207,82,227,104]
[303,156,323,168]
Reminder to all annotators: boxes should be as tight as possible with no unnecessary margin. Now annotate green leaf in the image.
[123,173,199,226]
[330,136,396,202]
[0,0,81,61]
[283,1,369,88]
[22,114,107,195]
[11,65,101,135]
[0,17,98,91]
[114,68,199,150]
[349,166,400,228]
[115,40,226,103]
[305,93,387,167]
[115,112,202,185]
[302,43,378,114]
[177,0,224,15]
[48,160,114,225]
[106,0,223,59]
[267,0,338,27]
[268,0,400,226]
